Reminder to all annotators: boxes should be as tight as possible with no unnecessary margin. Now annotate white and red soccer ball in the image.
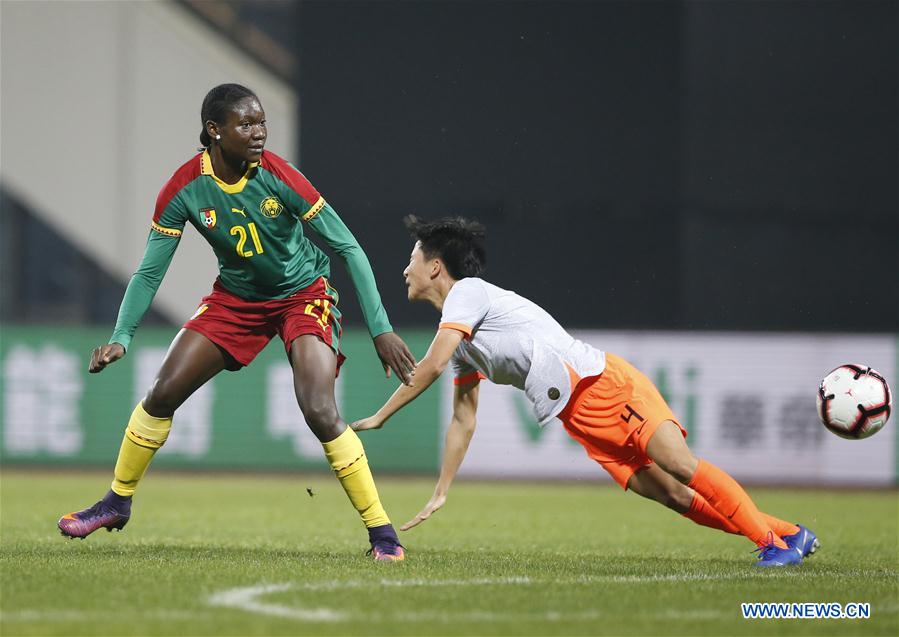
[816,364,892,440]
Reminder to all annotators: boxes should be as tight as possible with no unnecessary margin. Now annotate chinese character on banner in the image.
[720,395,764,448]
[3,344,84,456]
[134,348,212,458]
[780,396,824,449]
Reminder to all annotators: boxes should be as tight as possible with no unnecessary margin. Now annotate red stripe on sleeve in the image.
[454,372,487,386]
[153,153,203,222]
[260,150,321,205]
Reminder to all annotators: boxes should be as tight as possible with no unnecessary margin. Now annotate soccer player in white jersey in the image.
[352,216,818,567]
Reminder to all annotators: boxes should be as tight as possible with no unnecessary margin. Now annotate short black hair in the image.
[199,83,259,147]
[404,215,486,279]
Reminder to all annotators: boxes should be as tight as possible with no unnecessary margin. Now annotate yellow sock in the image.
[110,402,172,497]
[322,427,390,528]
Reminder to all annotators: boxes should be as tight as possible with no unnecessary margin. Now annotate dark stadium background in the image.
[2,0,896,331]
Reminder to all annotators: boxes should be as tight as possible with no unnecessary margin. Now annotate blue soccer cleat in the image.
[753,540,803,568]
[58,491,131,539]
[366,523,405,562]
[783,524,819,557]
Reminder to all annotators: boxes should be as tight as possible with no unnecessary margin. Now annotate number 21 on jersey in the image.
[230,222,264,257]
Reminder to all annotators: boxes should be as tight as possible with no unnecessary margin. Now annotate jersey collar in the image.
[201,150,259,194]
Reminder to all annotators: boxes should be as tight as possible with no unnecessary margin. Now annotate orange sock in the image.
[683,492,739,534]
[761,515,800,538]
[684,493,800,540]
[687,459,788,548]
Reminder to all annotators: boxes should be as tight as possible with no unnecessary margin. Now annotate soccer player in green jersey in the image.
[58,84,414,560]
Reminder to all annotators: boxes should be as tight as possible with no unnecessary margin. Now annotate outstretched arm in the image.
[352,328,464,430]
[93,231,179,372]
[401,379,480,530]
[306,202,416,383]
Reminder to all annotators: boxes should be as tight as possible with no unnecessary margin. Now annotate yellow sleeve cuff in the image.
[302,197,326,222]
[151,221,182,237]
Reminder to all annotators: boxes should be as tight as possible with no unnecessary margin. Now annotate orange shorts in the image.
[558,353,686,489]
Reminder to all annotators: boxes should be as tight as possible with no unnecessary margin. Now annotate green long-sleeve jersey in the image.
[110,149,392,350]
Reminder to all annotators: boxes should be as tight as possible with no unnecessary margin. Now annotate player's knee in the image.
[143,379,183,417]
[302,402,341,440]
[657,454,699,484]
[673,456,699,483]
[665,484,694,513]
[660,494,681,511]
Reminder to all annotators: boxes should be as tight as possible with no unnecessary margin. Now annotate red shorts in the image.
[559,353,687,489]
[183,277,345,372]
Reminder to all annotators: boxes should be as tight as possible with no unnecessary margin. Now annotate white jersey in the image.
[439,277,605,425]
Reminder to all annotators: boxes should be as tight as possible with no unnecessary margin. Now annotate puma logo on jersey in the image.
[231,207,247,217]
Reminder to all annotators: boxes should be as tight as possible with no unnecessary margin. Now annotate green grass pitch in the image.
[1,470,896,636]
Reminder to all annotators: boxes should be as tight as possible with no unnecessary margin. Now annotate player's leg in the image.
[627,463,805,541]
[626,463,694,513]
[115,328,229,492]
[604,353,800,563]
[560,358,722,527]
[564,397,741,536]
[59,329,228,538]
[680,490,803,540]
[579,436,800,550]
[644,421,775,546]
[288,334,404,561]
[644,421,803,565]
[626,463,739,526]
[563,354,803,565]
[679,488,814,554]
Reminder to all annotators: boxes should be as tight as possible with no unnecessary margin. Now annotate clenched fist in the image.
[89,343,125,373]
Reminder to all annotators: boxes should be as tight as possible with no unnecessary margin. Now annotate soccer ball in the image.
[816,364,892,439]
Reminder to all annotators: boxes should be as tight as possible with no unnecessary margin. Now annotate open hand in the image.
[89,343,125,373]
[350,415,384,432]
[373,332,417,386]
[400,492,447,531]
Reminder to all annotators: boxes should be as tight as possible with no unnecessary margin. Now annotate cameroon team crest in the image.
[259,196,284,219]
[200,207,217,229]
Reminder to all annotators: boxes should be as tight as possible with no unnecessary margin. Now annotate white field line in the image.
[6,595,898,626]
[392,609,605,622]
[207,583,343,622]
[8,576,896,626]
[205,574,738,623]
[658,609,732,620]
[0,610,95,622]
